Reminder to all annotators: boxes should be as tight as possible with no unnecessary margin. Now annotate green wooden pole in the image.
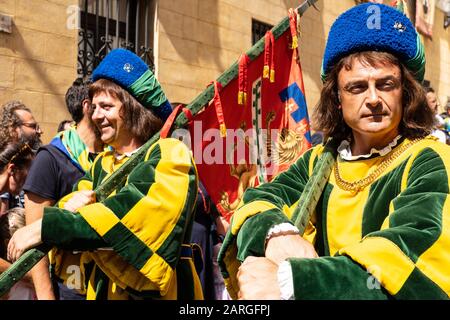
[0,0,319,298]
[292,139,337,235]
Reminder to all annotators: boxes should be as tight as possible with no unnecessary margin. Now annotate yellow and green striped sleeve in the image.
[218,146,320,299]
[290,144,450,299]
[42,138,198,295]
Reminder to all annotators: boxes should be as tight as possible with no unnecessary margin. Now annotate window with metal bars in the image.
[77,0,156,78]
[251,19,273,45]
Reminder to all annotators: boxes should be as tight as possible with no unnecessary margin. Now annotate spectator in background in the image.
[443,100,450,137]
[0,140,34,285]
[0,101,43,152]
[0,101,42,216]
[57,120,74,133]
[0,207,36,300]
[425,87,447,143]
[22,78,105,300]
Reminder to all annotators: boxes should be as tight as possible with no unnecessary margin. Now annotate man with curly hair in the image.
[0,101,42,152]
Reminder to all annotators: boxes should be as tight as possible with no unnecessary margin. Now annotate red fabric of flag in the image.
[188,15,311,222]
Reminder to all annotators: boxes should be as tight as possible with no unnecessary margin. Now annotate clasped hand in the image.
[237,234,318,300]
[6,190,96,262]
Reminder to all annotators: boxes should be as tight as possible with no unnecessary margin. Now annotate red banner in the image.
[188,12,311,222]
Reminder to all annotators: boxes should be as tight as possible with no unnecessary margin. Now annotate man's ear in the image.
[82,99,91,116]
[7,163,15,176]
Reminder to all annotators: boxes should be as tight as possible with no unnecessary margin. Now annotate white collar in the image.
[113,145,142,160]
[337,135,403,160]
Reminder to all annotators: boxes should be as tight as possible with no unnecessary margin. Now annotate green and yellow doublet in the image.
[219,136,450,299]
[42,138,203,300]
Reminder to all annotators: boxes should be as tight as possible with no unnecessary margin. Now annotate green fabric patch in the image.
[368,148,447,263]
[156,164,198,268]
[289,255,390,300]
[129,69,168,109]
[102,144,160,219]
[91,156,108,190]
[362,160,407,236]
[42,207,107,250]
[315,183,333,256]
[236,209,291,262]
[103,222,153,270]
[394,267,449,299]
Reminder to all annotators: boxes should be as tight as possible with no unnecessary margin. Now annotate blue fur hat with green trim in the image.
[321,3,425,82]
[92,48,172,120]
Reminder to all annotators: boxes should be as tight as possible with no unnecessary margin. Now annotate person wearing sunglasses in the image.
[0,101,43,153]
[0,101,42,217]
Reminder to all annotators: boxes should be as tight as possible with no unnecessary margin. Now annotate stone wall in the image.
[156,0,450,129]
[0,0,78,143]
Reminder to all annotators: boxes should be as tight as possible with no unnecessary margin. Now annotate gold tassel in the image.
[263,65,270,79]
[291,35,298,49]
[238,91,244,105]
[270,69,275,83]
[220,123,227,137]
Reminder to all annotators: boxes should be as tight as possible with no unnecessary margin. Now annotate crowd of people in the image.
[1,2,449,300]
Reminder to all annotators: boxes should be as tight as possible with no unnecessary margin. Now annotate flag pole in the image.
[0,0,319,297]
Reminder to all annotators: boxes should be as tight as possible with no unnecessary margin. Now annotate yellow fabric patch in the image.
[78,202,120,237]
[339,236,415,295]
[326,175,370,256]
[230,200,278,235]
[222,244,241,300]
[77,178,93,191]
[138,253,174,296]
[121,139,191,253]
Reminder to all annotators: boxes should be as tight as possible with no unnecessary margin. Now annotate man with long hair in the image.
[7,49,203,300]
[219,3,450,299]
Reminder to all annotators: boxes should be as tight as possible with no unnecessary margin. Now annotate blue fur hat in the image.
[321,3,425,82]
[92,48,172,120]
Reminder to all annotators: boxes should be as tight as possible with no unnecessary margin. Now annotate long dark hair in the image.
[313,51,433,142]
[89,79,163,144]
[0,141,34,173]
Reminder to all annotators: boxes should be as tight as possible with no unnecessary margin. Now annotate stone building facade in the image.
[0,0,448,142]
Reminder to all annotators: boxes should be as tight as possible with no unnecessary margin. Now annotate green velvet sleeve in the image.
[42,206,107,250]
[236,209,292,261]
[288,256,391,300]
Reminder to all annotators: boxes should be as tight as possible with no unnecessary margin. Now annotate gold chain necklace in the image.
[334,138,422,194]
